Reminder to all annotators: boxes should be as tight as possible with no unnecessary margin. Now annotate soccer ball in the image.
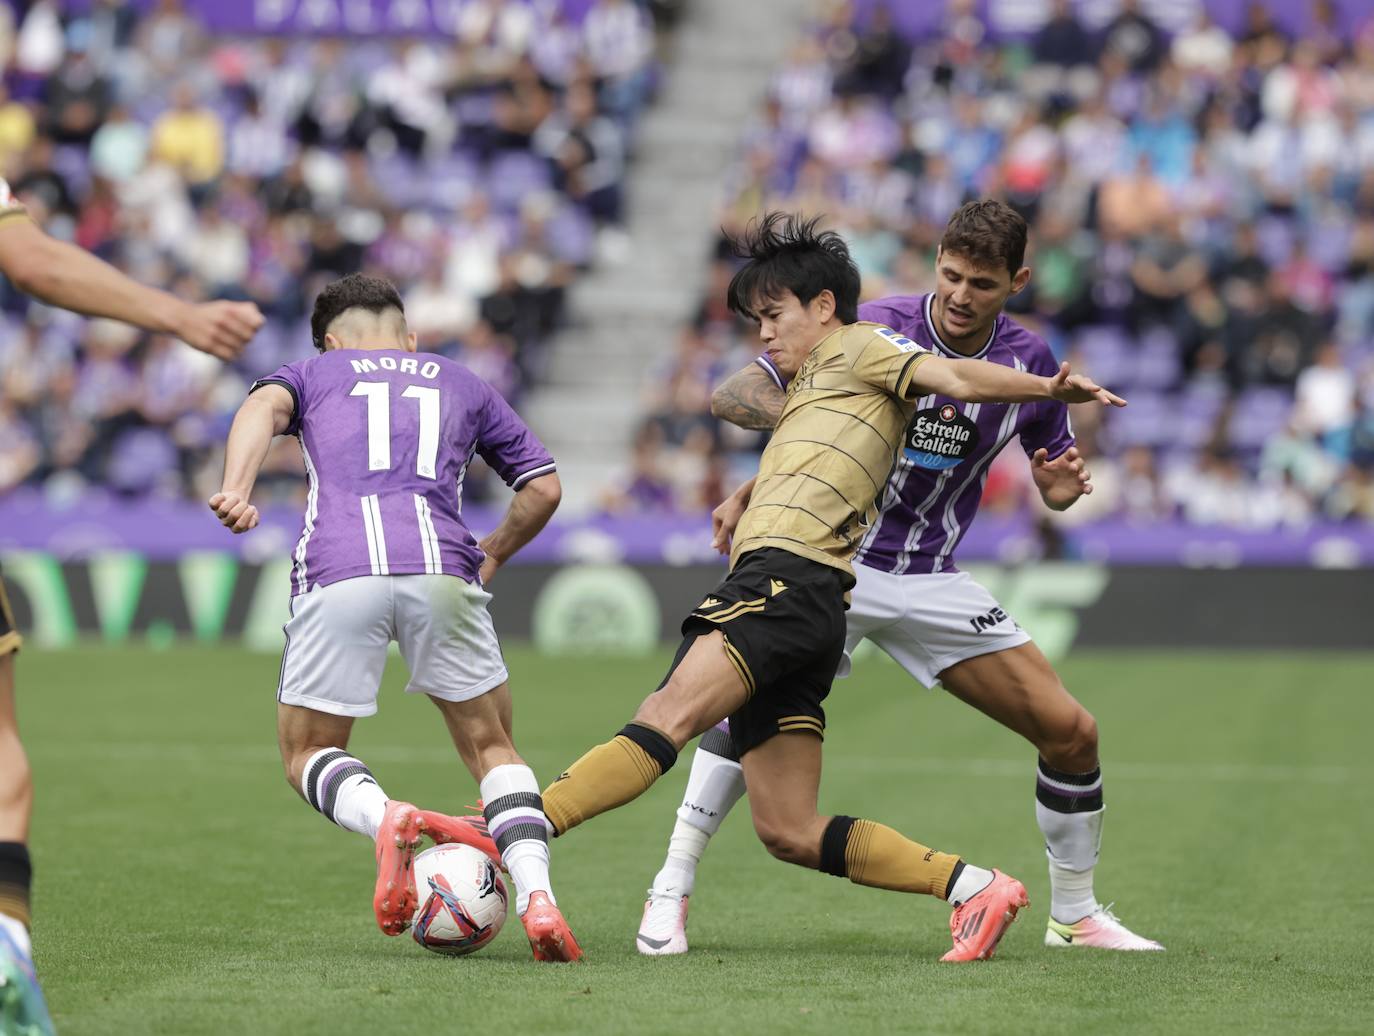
[410,844,508,955]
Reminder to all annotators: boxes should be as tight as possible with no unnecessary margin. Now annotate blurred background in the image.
[0,0,1371,651]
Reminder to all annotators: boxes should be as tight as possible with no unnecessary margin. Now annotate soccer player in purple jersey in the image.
[637,201,1163,956]
[210,274,581,962]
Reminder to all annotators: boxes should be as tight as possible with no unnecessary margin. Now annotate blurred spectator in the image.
[1032,0,1092,70]
[1294,343,1356,435]
[149,81,224,188]
[1100,0,1165,74]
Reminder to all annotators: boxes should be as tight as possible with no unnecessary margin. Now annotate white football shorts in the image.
[277,574,508,717]
[838,567,1031,688]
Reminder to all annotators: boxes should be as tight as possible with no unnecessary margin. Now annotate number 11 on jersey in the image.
[350,381,441,479]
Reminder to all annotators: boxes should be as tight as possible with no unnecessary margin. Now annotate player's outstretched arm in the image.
[912,356,1127,408]
[209,385,295,534]
[710,363,786,430]
[0,218,264,360]
[477,473,562,584]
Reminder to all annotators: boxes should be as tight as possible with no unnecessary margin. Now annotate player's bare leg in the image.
[939,643,1162,950]
[541,631,750,837]
[423,685,581,962]
[739,730,1026,961]
[277,703,423,936]
[0,653,53,1035]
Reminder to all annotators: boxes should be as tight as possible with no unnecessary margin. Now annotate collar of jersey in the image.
[921,293,998,360]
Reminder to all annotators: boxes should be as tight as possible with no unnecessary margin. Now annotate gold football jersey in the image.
[730,321,931,580]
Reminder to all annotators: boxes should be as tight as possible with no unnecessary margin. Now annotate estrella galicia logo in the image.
[904,403,981,470]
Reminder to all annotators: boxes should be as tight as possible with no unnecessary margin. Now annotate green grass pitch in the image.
[16,645,1374,1035]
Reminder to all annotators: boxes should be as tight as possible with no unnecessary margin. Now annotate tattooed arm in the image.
[709,362,787,431]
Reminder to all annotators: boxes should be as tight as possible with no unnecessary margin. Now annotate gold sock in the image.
[836,818,959,898]
[0,888,28,930]
[542,724,677,835]
[0,841,30,930]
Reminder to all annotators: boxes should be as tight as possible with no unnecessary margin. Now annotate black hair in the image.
[309,273,406,353]
[940,200,1028,278]
[725,212,860,324]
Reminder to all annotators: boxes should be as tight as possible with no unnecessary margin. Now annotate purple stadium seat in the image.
[1104,391,1170,449]
[1227,386,1294,450]
[424,153,480,212]
[1074,326,1134,387]
[486,152,553,213]
[51,145,91,196]
[1134,327,1182,390]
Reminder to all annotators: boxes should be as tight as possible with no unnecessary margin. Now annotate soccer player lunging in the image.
[210,274,580,962]
[534,213,1125,962]
[638,201,1164,957]
[0,178,263,1034]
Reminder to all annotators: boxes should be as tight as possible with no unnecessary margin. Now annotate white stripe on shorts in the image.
[414,494,441,574]
[361,494,389,575]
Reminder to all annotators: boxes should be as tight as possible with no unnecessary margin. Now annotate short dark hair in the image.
[725,212,861,324]
[939,200,1028,278]
[309,273,406,353]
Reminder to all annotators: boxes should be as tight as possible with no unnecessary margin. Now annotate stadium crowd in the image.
[614,0,1374,529]
[0,0,671,504]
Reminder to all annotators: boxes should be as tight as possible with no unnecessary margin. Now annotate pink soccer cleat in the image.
[374,800,423,935]
[415,808,503,871]
[636,890,690,956]
[940,869,1030,962]
[1045,904,1164,951]
[522,891,583,962]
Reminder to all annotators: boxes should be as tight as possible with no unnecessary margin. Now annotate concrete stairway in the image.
[522,0,794,512]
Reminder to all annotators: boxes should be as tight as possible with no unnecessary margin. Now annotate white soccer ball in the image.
[410,843,508,955]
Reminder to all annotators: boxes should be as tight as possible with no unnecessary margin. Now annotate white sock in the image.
[947,864,995,906]
[651,820,710,897]
[1035,761,1105,924]
[0,914,30,957]
[302,748,388,839]
[651,729,746,896]
[481,763,553,917]
[1047,858,1098,924]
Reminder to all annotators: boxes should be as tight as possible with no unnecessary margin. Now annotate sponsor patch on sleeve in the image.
[873,325,926,354]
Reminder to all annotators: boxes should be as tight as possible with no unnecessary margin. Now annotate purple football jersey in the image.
[253,349,555,594]
[756,294,1073,575]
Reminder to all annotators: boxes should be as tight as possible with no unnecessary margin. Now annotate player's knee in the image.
[752,817,820,868]
[1043,705,1098,771]
[0,740,32,813]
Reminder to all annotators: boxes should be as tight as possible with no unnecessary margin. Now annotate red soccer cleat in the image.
[940,869,1030,962]
[374,800,423,936]
[522,891,583,962]
[415,808,503,871]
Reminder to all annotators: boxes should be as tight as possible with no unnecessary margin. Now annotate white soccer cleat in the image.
[636,889,689,956]
[1045,904,1164,951]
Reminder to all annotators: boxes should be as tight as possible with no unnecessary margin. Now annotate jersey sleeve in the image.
[250,361,307,436]
[1019,400,1075,459]
[850,325,931,401]
[1016,336,1076,459]
[754,353,787,389]
[475,382,556,489]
